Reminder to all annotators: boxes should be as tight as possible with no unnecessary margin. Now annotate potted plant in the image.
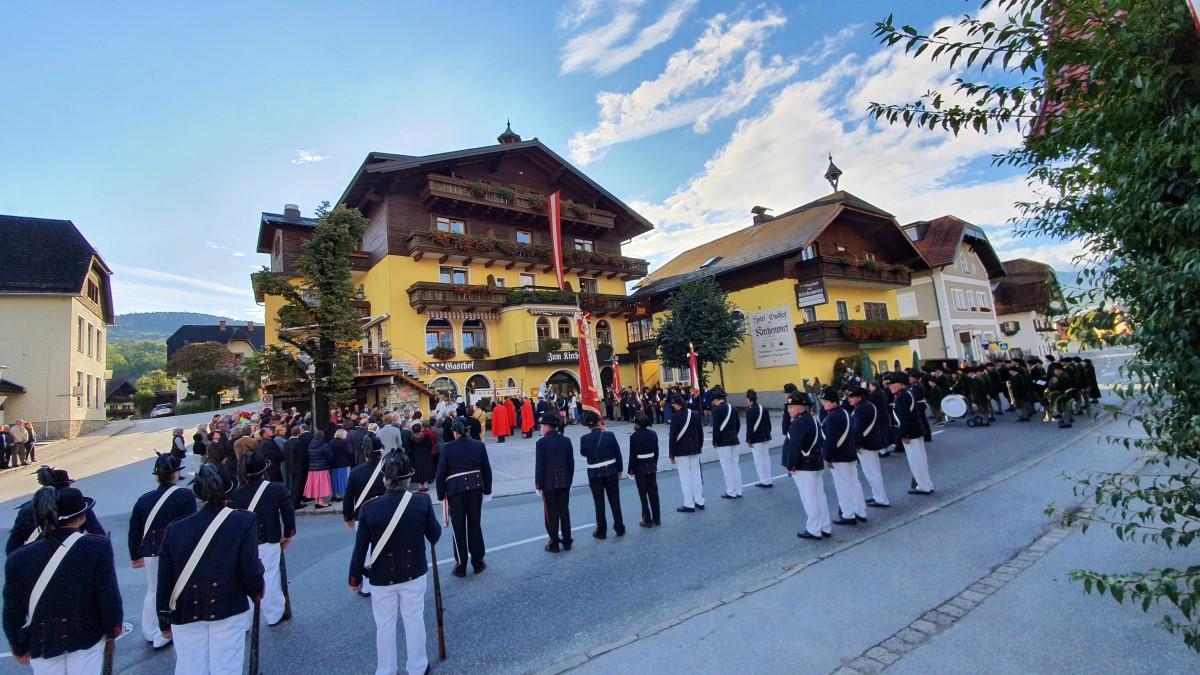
[464,346,490,359]
[428,346,456,361]
[566,337,579,349]
[895,262,911,274]
[527,192,547,210]
[539,337,562,352]
[569,202,590,218]
[467,180,487,199]
[496,186,516,203]
[863,259,879,272]
[836,254,854,267]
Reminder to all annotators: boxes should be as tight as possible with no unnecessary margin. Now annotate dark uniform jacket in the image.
[283,437,309,475]
[851,401,886,451]
[7,504,106,555]
[968,375,991,406]
[744,404,771,444]
[261,438,286,482]
[349,491,442,587]
[711,401,740,446]
[156,504,264,628]
[129,485,197,560]
[534,433,574,491]
[344,460,387,521]
[628,428,659,476]
[784,414,823,472]
[3,530,122,660]
[579,429,623,479]
[435,437,493,501]
[228,479,295,545]
[893,388,924,439]
[821,407,856,463]
[668,407,703,458]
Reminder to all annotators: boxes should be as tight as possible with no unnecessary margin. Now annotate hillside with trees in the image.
[109,311,251,342]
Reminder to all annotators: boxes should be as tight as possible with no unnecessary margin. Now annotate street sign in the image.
[261,394,273,405]
[795,279,828,308]
[998,342,1009,351]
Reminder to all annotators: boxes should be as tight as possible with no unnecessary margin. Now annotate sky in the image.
[0,1,1081,322]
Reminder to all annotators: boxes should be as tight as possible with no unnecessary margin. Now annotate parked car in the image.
[149,403,174,418]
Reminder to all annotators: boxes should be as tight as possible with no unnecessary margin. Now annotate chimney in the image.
[751,206,774,225]
[247,320,255,330]
[219,320,227,330]
[284,203,301,222]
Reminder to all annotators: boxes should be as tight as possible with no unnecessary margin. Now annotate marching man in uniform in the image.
[668,394,705,513]
[349,451,442,675]
[821,387,868,526]
[344,443,388,596]
[710,386,743,499]
[7,466,106,555]
[628,412,662,527]
[848,387,889,508]
[129,453,196,649]
[579,411,625,538]
[743,389,773,488]
[784,392,831,539]
[534,412,574,551]
[229,452,296,626]
[435,419,493,577]
[890,373,935,494]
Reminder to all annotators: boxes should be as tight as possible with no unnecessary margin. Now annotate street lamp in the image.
[305,362,317,424]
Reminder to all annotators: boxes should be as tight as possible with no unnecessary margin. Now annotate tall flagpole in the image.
[548,191,565,290]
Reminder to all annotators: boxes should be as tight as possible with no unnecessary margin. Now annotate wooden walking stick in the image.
[101,635,115,675]
[430,541,447,661]
[249,599,262,675]
[279,547,293,620]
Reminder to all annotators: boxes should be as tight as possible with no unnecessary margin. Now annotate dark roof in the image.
[995,258,1061,314]
[336,137,655,238]
[105,379,136,402]
[0,379,26,395]
[166,324,265,361]
[256,212,320,253]
[633,190,921,298]
[0,215,112,294]
[904,215,1006,279]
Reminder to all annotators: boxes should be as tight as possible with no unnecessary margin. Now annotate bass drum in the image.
[942,394,969,419]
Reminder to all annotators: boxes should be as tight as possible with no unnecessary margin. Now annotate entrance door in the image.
[545,370,580,400]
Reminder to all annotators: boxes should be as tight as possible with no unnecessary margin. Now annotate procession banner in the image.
[575,312,603,416]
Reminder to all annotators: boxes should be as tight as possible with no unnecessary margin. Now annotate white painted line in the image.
[435,522,598,566]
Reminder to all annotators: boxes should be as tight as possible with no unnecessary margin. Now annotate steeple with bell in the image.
[824,153,843,192]
[497,120,521,145]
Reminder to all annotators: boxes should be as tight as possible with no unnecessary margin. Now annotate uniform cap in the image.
[539,413,561,427]
[709,385,726,399]
[745,389,758,401]
[669,393,686,406]
[847,387,868,399]
[821,387,841,403]
[54,488,95,523]
[786,392,809,407]
[886,373,908,386]
[581,411,602,428]
[242,452,270,478]
[36,466,74,488]
[152,452,184,476]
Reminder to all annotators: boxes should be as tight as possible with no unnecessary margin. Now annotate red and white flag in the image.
[611,356,622,393]
[1189,0,1200,35]
[688,342,700,396]
[575,312,603,419]
[548,191,565,290]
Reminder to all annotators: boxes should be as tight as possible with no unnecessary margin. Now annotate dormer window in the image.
[699,256,723,269]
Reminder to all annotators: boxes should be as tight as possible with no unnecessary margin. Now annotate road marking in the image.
[435,523,598,566]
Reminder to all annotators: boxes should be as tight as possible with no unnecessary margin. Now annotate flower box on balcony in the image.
[464,346,490,359]
[428,346,456,361]
[840,319,927,343]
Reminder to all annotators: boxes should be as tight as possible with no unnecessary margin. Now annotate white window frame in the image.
[516,230,532,245]
[439,266,469,284]
[436,217,465,234]
[960,254,970,274]
[897,293,919,318]
[493,277,507,288]
[952,289,968,311]
[578,277,599,294]
[976,291,988,310]
[801,306,817,323]
[519,273,536,288]
[836,300,849,321]
[574,238,594,252]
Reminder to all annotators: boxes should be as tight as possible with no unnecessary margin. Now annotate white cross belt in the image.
[587,459,616,469]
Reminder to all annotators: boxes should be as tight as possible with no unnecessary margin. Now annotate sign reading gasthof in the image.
[750,306,799,368]
[795,279,828,308]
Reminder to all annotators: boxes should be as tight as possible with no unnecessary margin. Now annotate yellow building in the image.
[628,186,930,410]
[254,125,652,412]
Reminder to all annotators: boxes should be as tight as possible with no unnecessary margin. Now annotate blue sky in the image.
[0,1,1078,321]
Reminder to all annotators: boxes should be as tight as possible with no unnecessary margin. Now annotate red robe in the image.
[491,402,512,438]
[504,399,517,431]
[520,399,535,433]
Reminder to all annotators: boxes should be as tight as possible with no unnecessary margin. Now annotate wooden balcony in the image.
[349,252,372,273]
[794,321,850,346]
[794,320,927,347]
[406,230,648,280]
[794,256,912,289]
[407,282,508,313]
[422,174,617,231]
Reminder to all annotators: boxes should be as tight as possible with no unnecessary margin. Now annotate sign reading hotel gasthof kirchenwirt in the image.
[750,306,798,368]
[795,279,828,308]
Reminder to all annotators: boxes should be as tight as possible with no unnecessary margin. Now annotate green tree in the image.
[654,277,745,384]
[251,203,368,430]
[870,0,1200,650]
[106,340,167,382]
[131,389,157,416]
[135,369,174,394]
[167,342,241,405]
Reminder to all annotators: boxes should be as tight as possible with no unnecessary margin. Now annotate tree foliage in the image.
[106,340,167,383]
[251,203,368,429]
[134,369,174,394]
[167,342,242,403]
[871,0,1200,650]
[131,389,157,416]
[654,278,745,380]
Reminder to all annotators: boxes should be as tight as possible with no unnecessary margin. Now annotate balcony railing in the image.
[407,282,509,313]
[794,255,913,288]
[406,231,649,280]
[355,349,392,373]
[794,320,927,346]
[423,174,617,228]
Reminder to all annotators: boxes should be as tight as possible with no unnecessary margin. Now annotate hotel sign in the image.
[795,279,828,308]
[750,306,798,368]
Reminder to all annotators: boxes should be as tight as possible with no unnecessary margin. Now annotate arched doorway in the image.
[465,374,493,408]
[429,377,459,407]
[545,369,580,399]
[600,366,614,393]
[505,377,517,389]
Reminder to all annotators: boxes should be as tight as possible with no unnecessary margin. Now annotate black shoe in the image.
[676,506,696,513]
[593,529,607,539]
[473,561,487,574]
[755,483,774,488]
[653,520,662,526]
[545,542,561,552]
[821,532,832,538]
[866,500,890,508]
[358,590,371,598]
[908,489,934,495]
[615,526,626,537]
[797,531,821,540]
[720,494,739,499]
[856,516,868,523]
[639,521,654,528]
[695,504,705,510]
[879,451,891,458]
[562,539,573,551]
[832,517,858,526]
[451,565,467,578]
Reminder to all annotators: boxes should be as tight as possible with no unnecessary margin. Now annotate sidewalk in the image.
[0,419,135,476]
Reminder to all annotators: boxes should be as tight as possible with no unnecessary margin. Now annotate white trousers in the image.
[674,455,705,507]
[791,470,831,536]
[171,610,251,675]
[903,437,935,492]
[750,443,773,485]
[30,638,104,675]
[371,574,428,675]
[830,461,867,519]
[716,446,743,496]
[857,450,889,505]
[356,521,372,594]
[258,542,284,625]
[142,557,170,647]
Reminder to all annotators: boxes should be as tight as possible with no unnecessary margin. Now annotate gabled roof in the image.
[256,211,320,253]
[633,190,922,298]
[0,379,26,395]
[904,215,1006,279]
[336,137,655,238]
[995,258,1060,314]
[105,379,136,401]
[166,324,265,361]
[0,215,112,294]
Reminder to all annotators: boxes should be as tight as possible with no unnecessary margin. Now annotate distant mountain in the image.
[109,312,252,342]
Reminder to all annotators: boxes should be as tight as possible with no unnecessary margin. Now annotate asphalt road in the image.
[0,349,1139,674]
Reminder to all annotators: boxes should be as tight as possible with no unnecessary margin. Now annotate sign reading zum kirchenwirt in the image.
[795,279,828,308]
[750,306,798,368]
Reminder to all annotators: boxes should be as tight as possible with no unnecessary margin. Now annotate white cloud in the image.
[558,0,604,31]
[231,252,246,257]
[204,240,225,250]
[291,150,330,164]
[114,265,248,297]
[568,10,794,165]
[560,0,699,76]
